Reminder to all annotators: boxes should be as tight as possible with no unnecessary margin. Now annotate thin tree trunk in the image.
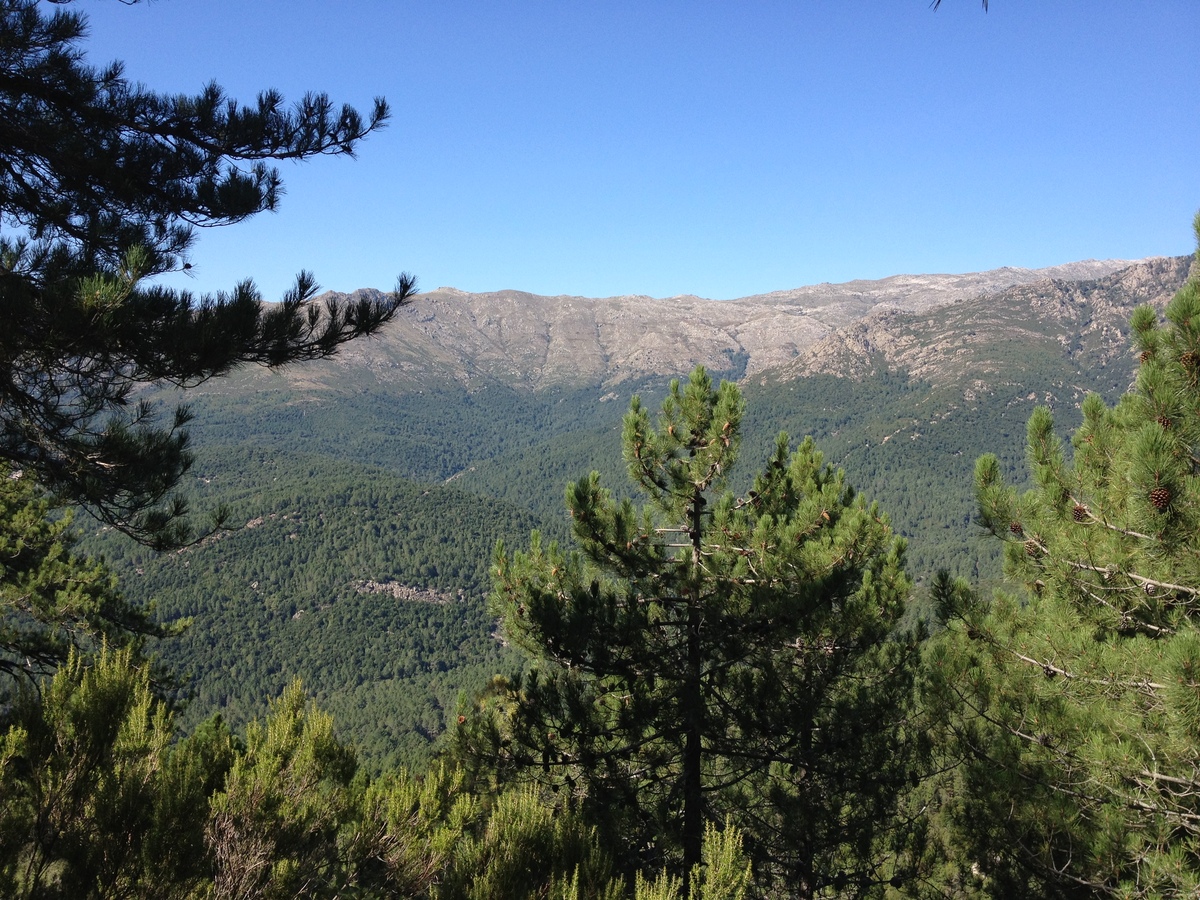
[682,490,705,896]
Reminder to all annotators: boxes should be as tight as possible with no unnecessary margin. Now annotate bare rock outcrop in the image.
[775,255,1193,389]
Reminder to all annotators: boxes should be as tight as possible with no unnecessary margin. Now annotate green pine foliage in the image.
[631,824,752,900]
[169,361,1061,589]
[82,448,547,771]
[434,787,620,900]
[924,218,1200,897]
[206,680,369,898]
[0,645,227,898]
[742,371,1100,590]
[0,0,413,548]
[1,641,750,898]
[456,367,924,897]
[0,467,171,697]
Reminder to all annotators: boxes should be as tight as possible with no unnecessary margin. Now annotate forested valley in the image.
[66,361,1038,770]
[5,1,1200,897]
[14,245,1200,896]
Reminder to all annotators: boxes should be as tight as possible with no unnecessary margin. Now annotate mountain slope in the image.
[90,253,1194,767]
[88,448,540,771]
[163,254,1194,586]
[776,255,1194,393]
[254,258,1139,391]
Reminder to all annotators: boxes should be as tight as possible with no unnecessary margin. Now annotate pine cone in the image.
[1181,350,1198,370]
[1024,539,1040,557]
[1143,582,1157,596]
[1009,521,1024,537]
[1139,349,1153,364]
[1150,487,1171,511]
[1157,415,1172,429]
[1072,504,1088,523]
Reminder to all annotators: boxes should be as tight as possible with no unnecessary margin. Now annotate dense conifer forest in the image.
[4,0,1200,896]
[16,273,1197,894]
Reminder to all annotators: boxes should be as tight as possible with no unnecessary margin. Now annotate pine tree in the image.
[0,645,235,898]
[3,658,466,898]
[0,0,415,548]
[0,462,171,694]
[930,216,1200,896]
[459,368,921,897]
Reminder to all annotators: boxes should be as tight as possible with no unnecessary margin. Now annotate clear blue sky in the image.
[80,0,1199,301]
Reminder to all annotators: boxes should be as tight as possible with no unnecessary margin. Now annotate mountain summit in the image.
[310,257,1183,390]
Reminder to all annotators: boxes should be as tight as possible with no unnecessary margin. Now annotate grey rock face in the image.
[293,257,1183,391]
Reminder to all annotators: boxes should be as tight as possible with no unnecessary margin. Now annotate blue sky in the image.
[80,0,1199,301]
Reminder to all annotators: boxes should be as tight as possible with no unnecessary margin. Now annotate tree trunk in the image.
[681,489,705,896]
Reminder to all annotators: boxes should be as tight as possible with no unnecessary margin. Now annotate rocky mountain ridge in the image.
[285,256,1187,392]
[776,255,1196,388]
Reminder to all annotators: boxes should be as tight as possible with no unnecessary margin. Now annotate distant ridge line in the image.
[292,256,1185,391]
[415,257,1147,305]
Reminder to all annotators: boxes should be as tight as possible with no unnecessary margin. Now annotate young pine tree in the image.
[457,367,922,898]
